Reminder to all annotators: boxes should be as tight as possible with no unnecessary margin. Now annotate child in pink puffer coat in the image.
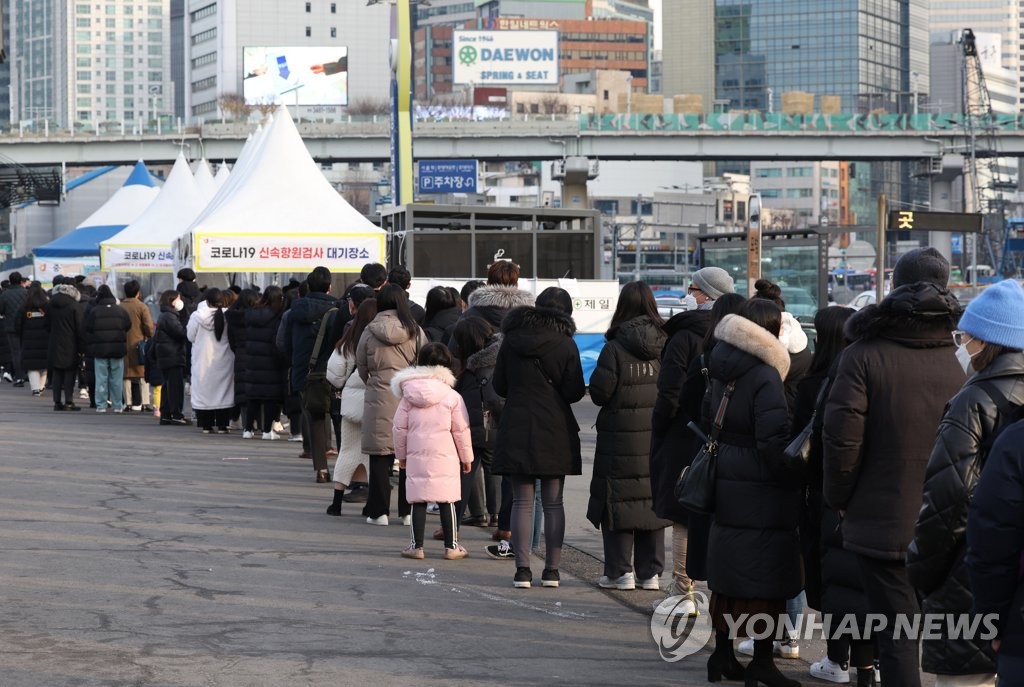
[391,343,474,560]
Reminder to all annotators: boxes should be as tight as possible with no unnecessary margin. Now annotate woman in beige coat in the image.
[356,284,424,526]
[324,296,376,516]
[120,280,155,411]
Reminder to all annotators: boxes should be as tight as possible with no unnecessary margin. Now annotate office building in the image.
[185,0,390,122]
[931,0,1018,73]
[750,160,843,229]
[9,0,174,130]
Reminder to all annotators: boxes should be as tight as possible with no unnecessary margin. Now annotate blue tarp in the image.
[575,333,605,386]
[32,225,126,258]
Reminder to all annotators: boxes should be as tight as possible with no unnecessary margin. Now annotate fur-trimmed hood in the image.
[465,332,503,372]
[390,365,457,407]
[502,305,577,358]
[845,282,960,348]
[713,313,791,380]
[467,284,535,310]
[50,284,81,302]
[608,315,665,361]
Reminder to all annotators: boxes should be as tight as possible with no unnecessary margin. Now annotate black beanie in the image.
[892,247,950,288]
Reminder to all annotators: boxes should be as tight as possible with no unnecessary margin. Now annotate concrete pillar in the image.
[930,178,954,264]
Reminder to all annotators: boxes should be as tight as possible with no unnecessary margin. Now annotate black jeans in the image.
[497,476,513,531]
[300,401,331,472]
[52,367,77,406]
[365,454,409,519]
[247,399,282,433]
[196,408,231,431]
[160,366,185,419]
[601,527,666,580]
[456,455,482,524]
[857,555,921,687]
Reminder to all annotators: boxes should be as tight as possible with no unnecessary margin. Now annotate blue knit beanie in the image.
[959,280,1024,349]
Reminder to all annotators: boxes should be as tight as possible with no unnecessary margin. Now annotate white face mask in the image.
[681,294,698,311]
[955,342,980,375]
[173,299,184,312]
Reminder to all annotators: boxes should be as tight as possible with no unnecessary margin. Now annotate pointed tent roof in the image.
[193,159,217,201]
[182,107,384,273]
[99,154,204,271]
[34,161,161,258]
[213,162,230,189]
[192,122,269,225]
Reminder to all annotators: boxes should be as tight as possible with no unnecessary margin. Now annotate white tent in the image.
[178,107,385,273]
[213,162,230,189]
[100,154,205,272]
[193,159,217,201]
[33,160,160,285]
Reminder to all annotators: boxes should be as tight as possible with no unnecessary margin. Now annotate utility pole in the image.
[634,194,643,282]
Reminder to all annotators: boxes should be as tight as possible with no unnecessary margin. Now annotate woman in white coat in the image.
[187,288,235,433]
[325,296,376,516]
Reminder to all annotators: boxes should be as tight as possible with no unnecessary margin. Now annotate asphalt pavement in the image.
[0,384,823,686]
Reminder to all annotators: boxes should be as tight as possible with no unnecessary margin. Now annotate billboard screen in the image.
[453,31,558,86]
[242,46,348,106]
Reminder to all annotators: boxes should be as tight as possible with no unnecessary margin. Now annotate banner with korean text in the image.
[102,245,176,273]
[194,233,385,273]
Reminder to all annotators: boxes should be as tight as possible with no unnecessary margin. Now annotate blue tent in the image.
[33,161,159,259]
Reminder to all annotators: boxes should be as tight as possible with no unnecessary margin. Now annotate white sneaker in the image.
[810,657,850,684]
[262,431,280,440]
[638,574,661,591]
[366,515,389,526]
[598,572,636,590]
[401,514,412,526]
[737,638,757,656]
[287,434,304,443]
[241,430,254,439]
[79,388,89,399]
[779,639,800,659]
[2,371,13,383]
[652,595,697,615]
[272,420,285,433]
[130,405,142,412]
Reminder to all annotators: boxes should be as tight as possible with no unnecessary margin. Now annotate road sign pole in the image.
[876,193,887,304]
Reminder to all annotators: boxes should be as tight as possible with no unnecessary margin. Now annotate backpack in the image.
[976,380,1024,454]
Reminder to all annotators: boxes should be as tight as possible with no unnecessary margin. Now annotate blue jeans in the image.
[94,358,125,411]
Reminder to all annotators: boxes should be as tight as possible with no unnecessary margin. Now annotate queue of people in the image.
[6,247,1024,687]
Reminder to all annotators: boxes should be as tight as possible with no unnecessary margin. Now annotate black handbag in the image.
[675,380,735,514]
[784,379,829,462]
[302,308,337,415]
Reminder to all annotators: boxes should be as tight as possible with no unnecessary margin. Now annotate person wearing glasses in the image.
[908,280,1024,687]
[823,247,964,687]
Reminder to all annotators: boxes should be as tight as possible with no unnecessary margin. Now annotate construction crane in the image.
[959,28,1016,279]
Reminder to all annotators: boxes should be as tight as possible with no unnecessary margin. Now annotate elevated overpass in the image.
[1,113,1022,166]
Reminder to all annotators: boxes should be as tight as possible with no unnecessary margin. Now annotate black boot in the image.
[707,630,745,682]
[855,667,875,687]
[326,489,344,516]
[744,639,799,687]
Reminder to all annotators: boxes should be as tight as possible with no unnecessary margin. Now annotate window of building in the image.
[755,168,782,177]
[125,111,135,120]
[106,17,115,27]
[330,2,336,12]
[76,4,90,12]
[148,5,162,14]
[148,44,162,55]
[759,189,781,198]
[77,111,91,120]
[105,4,116,14]
[190,4,216,21]
[786,166,814,178]
[192,100,218,116]
[77,97,92,107]
[76,17,91,27]
[106,70,117,81]
[305,26,311,37]
[305,2,311,11]
[330,27,336,38]
[77,84,91,94]
[77,44,91,54]
[78,71,92,80]
[124,84,134,94]
[192,52,217,68]
[148,71,162,81]
[192,76,216,92]
[192,27,216,45]
[76,56,92,66]
[75,30,91,40]
[147,19,162,29]
[786,188,813,199]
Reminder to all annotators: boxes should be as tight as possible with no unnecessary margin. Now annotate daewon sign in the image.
[888,210,983,233]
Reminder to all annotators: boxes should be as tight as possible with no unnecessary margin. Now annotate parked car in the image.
[848,291,876,310]
[780,285,818,318]
[656,295,691,319]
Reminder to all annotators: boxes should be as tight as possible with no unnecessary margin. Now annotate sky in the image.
[650,0,662,51]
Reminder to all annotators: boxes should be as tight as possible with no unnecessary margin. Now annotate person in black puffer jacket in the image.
[909,280,1024,683]
[244,286,288,437]
[85,284,131,413]
[823,248,965,687]
[702,300,798,687]
[451,317,505,529]
[588,281,670,591]
[0,272,30,383]
[46,282,85,410]
[226,289,258,434]
[15,285,50,394]
[649,266,735,600]
[153,290,189,425]
[493,287,585,590]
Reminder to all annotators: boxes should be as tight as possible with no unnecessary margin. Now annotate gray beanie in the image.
[691,266,735,300]
[892,247,950,289]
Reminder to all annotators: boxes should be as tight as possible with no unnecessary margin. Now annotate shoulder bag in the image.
[675,380,735,514]
[302,308,338,414]
[784,378,830,462]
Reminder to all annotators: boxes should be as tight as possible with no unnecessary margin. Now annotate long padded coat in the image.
[587,315,671,532]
